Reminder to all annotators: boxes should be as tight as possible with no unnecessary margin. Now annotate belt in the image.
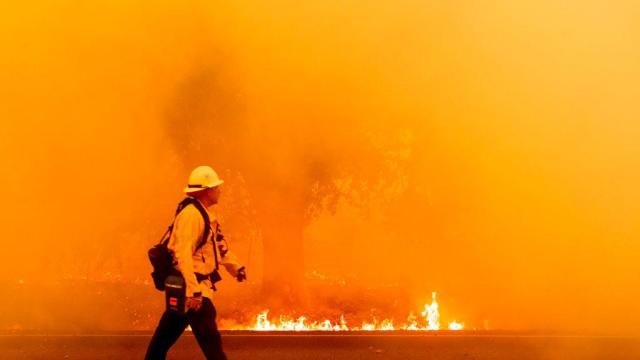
[195,271,221,283]
[195,272,209,282]
[195,271,221,291]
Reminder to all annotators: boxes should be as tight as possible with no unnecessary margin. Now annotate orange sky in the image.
[1,0,639,333]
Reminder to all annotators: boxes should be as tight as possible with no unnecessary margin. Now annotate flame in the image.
[421,292,440,330]
[255,310,274,331]
[379,319,395,331]
[250,292,464,331]
[360,321,376,331]
[402,313,419,330]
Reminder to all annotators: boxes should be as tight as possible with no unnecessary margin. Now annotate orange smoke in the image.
[0,0,639,334]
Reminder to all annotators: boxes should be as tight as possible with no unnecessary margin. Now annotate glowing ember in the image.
[250,292,464,331]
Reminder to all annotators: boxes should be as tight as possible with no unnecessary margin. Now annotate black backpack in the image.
[148,197,212,291]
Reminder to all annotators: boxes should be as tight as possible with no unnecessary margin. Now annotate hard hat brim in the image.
[183,179,224,193]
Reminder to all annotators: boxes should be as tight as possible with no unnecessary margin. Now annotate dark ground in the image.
[2,332,640,360]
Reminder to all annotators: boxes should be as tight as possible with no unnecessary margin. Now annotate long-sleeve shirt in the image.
[166,201,243,299]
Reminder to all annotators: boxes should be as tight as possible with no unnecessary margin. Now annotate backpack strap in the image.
[182,197,220,272]
[158,197,212,248]
[158,226,172,246]
[174,197,212,252]
[161,197,218,271]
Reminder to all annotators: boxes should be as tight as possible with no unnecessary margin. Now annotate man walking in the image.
[146,165,246,360]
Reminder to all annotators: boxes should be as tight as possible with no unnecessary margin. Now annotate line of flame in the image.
[251,292,464,331]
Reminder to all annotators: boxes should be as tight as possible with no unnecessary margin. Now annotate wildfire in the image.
[251,292,464,331]
[421,292,440,330]
[255,312,350,331]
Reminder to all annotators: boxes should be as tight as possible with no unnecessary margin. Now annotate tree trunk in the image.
[255,197,306,307]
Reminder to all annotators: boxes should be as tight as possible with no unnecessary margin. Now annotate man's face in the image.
[207,186,222,204]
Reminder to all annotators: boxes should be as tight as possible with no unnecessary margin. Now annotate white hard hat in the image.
[184,165,224,193]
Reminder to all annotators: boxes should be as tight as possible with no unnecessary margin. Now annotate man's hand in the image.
[185,293,203,312]
[236,266,247,282]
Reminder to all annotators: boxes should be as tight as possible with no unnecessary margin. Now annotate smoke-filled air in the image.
[1,0,639,334]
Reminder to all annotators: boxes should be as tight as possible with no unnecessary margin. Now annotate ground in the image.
[2,332,640,360]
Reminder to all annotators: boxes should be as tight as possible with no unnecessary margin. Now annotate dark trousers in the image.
[145,298,227,360]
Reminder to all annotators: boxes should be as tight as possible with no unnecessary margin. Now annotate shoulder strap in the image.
[162,197,212,250]
[189,198,212,251]
[158,226,172,246]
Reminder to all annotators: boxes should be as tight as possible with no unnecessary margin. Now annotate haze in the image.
[1,1,639,334]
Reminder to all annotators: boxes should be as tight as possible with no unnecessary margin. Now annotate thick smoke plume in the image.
[1,1,639,334]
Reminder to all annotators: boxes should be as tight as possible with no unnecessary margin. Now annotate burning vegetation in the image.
[1,0,640,337]
[234,292,464,332]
